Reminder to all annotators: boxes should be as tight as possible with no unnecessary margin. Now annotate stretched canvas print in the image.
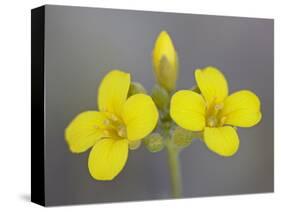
[31,5,274,206]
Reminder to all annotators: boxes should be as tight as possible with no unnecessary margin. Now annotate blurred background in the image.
[44,5,273,206]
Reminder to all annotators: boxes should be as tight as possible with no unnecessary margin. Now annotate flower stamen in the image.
[219,116,227,126]
[117,126,127,137]
[102,113,127,138]
[207,116,217,127]
[206,103,224,127]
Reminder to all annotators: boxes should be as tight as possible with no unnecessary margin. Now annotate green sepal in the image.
[128,82,147,96]
[191,85,201,94]
[157,55,178,92]
[151,84,169,110]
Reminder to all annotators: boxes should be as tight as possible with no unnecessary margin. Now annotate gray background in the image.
[44,5,274,206]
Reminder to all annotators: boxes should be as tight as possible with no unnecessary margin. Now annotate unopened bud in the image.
[129,140,141,150]
[152,31,178,91]
[143,133,164,153]
[173,127,193,148]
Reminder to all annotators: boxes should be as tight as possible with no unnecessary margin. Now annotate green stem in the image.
[159,108,183,198]
[166,144,182,198]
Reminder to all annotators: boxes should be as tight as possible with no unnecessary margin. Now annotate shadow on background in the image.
[19,193,30,202]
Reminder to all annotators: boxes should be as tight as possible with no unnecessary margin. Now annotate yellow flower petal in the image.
[195,67,228,105]
[88,138,128,180]
[170,90,206,131]
[65,111,106,153]
[152,31,178,91]
[220,90,262,127]
[98,70,130,117]
[122,94,158,141]
[204,126,240,157]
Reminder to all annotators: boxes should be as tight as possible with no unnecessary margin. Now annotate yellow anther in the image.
[220,116,227,126]
[214,103,224,111]
[110,114,118,121]
[103,119,110,125]
[117,127,127,138]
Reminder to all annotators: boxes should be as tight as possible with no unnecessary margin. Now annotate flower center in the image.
[102,113,127,139]
[206,103,226,127]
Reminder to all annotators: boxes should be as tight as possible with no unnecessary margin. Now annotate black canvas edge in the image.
[31,5,45,206]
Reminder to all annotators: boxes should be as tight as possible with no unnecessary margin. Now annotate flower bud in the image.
[143,133,164,153]
[152,31,178,91]
[151,84,169,110]
[129,140,141,150]
[173,127,193,148]
[128,82,147,96]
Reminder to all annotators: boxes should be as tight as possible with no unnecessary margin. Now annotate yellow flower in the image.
[152,31,178,91]
[170,67,262,157]
[65,70,158,180]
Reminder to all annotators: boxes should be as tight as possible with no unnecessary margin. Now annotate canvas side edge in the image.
[31,5,46,207]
